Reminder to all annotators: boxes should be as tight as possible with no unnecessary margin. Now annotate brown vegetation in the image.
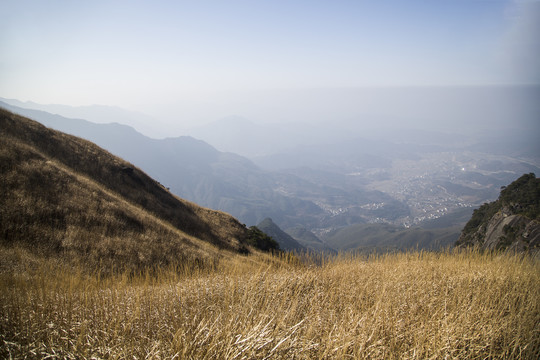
[1,249,538,359]
[0,107,252,272]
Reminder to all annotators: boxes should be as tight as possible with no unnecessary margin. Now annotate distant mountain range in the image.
[0,101,407,232]
[0,101,328,228]
[0,97,167,138]
[3,98,539,253]
[186,115,359,158]
[285,226,336,253]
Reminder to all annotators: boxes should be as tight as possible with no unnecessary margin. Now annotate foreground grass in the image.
[1,249,539,359]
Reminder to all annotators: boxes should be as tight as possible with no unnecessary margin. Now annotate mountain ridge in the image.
[0,100,325,228]
[4,99,539,240]
[323,223,459,253]
[0,97,166,138]
[285,226,337,253]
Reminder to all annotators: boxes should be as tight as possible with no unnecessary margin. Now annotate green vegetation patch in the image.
[458,173,540,247]
[246,226,280,251]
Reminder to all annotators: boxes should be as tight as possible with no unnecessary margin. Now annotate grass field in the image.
[1,248,539,359]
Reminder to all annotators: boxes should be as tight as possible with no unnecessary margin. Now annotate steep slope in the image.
[0,101,324,227]
[456,173,540,253]
[257,218,305,251]
[0,108,252,271]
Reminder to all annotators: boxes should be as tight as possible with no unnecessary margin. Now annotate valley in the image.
[2,98,539,253]
[2,1,539,357]
[1,107,538,358]
[360,151,533,226]
[269,147,537,238]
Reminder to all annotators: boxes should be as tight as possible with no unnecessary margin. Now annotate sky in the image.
[1,0,539,128]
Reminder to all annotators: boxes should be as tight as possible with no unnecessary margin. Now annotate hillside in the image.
[285,226,337,253]
[324,223,460,253]
[456,173,540,253]
[0,101,326,228]
[257,218,305,251]
[3,250,538,358]
[0,108,255,271]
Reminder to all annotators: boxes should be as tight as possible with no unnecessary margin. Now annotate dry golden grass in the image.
[1,108,256,275]
[1,249,538,359]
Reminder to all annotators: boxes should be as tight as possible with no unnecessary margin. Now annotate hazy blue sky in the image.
[1,0,539,127]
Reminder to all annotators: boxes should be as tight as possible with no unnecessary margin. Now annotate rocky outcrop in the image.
[460,208,540,252]
[456,173,540,254]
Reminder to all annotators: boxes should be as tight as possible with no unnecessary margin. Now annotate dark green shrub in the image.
[246,226,280,251]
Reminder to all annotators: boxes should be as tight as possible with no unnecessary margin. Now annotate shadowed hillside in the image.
[257,218,305,251]
[0,108,254,272]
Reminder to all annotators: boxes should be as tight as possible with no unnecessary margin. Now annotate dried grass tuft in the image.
[1,249,538,359]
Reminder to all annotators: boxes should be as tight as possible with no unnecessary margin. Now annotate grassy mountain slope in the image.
[0,108,252,271]
[2,250,538,358]
[0,101,325,227]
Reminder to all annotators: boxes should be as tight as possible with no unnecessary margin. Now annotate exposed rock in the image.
[478,211,540,251]
[456,173,540,254]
